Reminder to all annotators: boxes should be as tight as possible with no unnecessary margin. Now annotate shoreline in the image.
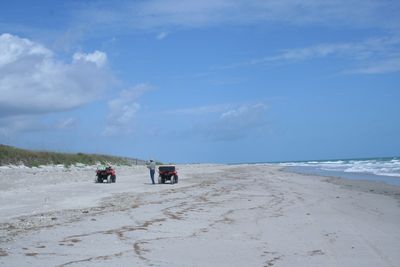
[280,166,400,201]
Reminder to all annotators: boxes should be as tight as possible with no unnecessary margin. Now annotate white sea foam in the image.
[280,158,400,178]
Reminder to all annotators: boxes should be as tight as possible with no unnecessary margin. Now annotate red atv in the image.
[96,165,116,183]
[158,165,178,184]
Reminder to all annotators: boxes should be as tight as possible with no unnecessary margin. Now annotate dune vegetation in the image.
[0,144,142,167]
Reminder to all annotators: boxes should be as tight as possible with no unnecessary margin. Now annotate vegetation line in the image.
[0,144,143,167]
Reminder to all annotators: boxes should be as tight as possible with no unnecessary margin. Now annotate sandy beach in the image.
[1,164,399,267]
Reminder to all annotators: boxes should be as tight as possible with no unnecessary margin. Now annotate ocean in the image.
[279,157,400,186]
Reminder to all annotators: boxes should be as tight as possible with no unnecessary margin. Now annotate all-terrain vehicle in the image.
[158,165,178,184]
[96,165,116,183]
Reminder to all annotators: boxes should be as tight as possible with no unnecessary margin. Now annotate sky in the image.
[0,0,399,163]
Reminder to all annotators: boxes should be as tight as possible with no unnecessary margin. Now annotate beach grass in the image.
[0,144,142,167]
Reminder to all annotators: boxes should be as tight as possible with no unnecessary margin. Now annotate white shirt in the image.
[147,161,156,170]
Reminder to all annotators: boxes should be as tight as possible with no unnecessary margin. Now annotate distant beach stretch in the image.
[1,164,399,266]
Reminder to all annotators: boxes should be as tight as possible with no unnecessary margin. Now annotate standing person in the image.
[147,159,156,184]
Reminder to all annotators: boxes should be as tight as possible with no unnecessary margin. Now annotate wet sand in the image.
[1,164,399,266]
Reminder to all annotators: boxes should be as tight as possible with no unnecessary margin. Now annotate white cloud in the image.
[0,33,114,117]
[57,117,78,129]
[76,0,400,32]
[0,33,52,66]
[208,103,268,141]
[103,84,152,136]
[73,50,107,67]
[350,59,400,74]
[182,103,268,141]
[219,103,267,124]
[271,37,400,62]
[220,104,265,119]
[218,36,400,74]
[156,32,169,40]
[169,104,232,115]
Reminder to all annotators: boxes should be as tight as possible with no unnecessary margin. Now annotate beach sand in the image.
[1,164,399,267]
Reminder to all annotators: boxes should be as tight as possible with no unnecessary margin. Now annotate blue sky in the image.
[0,0,399,163]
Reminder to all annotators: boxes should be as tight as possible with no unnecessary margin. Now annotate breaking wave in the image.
[280,157,400,178]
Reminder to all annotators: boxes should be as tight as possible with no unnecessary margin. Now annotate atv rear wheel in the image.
[111,175,116,183]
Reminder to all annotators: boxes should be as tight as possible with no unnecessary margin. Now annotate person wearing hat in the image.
[147,159,156,184]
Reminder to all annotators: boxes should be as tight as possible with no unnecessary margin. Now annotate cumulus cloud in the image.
[73,50,107,67]
[103,84,152,136]
[0,33,113,117]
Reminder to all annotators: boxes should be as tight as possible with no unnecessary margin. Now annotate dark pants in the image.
[150,169,155,184]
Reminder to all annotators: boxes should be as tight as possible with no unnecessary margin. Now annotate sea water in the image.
[279,157,400,186]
